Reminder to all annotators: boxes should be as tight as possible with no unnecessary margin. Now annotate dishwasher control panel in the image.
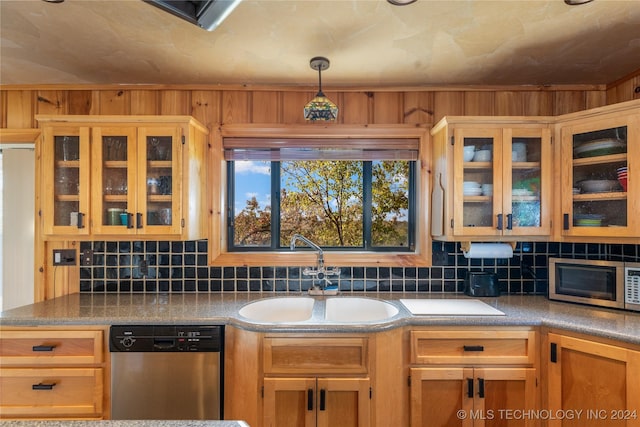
[110,325,223,352]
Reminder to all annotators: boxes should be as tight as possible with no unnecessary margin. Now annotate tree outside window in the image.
[229,158,414,251]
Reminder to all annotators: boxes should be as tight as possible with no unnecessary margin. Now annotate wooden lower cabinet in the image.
[410,367,537,427]
[408,328,539,427]
[0,367,103,418]
[546,333,640,427]
[0,327,107,420]
[263,377,370,427]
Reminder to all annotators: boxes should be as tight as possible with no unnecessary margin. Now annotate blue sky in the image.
[234,161,271,214]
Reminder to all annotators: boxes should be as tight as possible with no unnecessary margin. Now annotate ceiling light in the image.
[564,0,594,4]
[41,0,65,3]
[304,57,338,122]
[387,0,418,5]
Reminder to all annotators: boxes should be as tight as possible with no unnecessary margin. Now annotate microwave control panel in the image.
[625,266,640,309]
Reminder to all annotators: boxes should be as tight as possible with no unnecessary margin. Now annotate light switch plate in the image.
[53,249,76,266]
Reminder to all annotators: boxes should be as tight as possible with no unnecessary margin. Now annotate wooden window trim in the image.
[208,124,432,267]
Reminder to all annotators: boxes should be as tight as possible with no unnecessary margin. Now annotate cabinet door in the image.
[91,126,137,235]
[560,114,639,237]
[316,378,370,427]
[42,126,91,235]
[454,128,503,236]
[263,377,316,427]
[410,367,474,427]
[137,126,182,235]
[547,334,640,427]
[502,128,552,236]
[473,368,537,427]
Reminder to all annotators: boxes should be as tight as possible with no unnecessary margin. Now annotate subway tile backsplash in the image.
[79,241,640,295]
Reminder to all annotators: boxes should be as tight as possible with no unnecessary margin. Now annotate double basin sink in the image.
[238,296,399,323]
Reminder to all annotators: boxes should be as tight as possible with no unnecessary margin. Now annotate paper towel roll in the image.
[462,242,514,259]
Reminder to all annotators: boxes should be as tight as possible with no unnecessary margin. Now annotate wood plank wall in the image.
[1,67,639,129]
[0,82,635,131]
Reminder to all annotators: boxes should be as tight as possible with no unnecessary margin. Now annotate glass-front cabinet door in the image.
[503,128,551,236]
[137,127,181,235]
[42,126,90,236]
[92,126,182,235]
[91,127,137,235]
[561,116,636,237]
[453,126,551,237]
[454,128,502,236]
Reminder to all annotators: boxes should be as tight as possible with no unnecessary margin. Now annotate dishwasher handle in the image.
[153,338,176,350]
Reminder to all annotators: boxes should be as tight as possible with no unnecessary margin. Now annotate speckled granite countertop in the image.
[2,292,640,346]
[1,422,249,427]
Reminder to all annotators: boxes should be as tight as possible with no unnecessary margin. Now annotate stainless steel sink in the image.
[324,297,399,322]
[238,297,315,323]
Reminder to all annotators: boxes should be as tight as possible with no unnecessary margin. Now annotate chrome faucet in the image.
[290,234,340,295]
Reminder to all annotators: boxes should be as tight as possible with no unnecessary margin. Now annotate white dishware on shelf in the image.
[463,145,476,162]
[463,188,483,196]
[473,149,492,162]
[579,179,620,193]
[511,142,527,162]
[512,188,533,196]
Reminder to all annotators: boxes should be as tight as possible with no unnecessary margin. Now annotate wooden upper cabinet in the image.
[555,100,640,240]
[430,117,553,241]
[41,125,91,236]
[37,115,209,240]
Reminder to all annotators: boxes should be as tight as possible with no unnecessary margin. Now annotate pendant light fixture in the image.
[304,57,338,121]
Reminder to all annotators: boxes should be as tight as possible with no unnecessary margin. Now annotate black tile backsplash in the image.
[79,240,640,295]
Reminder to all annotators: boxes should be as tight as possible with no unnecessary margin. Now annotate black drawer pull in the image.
[467,378,474,398]
[32,345,56,352]
[32,382,56,390]
[307,389,313,411]
[319,389,326,411]
[463,345,484,352]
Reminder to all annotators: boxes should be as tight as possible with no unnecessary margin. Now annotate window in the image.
[225,138,418,252]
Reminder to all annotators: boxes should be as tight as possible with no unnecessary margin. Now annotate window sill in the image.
[209,250,431,267]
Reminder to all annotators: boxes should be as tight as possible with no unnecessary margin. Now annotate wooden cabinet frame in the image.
[36,115,209,241]
[431,117,553,241]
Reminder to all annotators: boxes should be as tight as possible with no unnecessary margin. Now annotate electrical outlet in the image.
[52,249,76,266]
[81,249,93,266]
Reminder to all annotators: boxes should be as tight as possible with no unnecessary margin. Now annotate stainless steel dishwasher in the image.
[109,325,223,420]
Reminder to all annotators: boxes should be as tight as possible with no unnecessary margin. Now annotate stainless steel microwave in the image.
[549,258,640,312]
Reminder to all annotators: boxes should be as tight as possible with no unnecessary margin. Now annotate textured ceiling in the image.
[1,0,640,87]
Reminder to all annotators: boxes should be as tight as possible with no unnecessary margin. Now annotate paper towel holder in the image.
[460,241,517,253]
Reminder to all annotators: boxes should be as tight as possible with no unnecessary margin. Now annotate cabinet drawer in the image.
[410,330,536,365]
[0,330,103,365]
[264,336,368,375]
[0,367,103,418]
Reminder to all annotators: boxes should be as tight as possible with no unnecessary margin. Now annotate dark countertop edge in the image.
[1,293,640,347]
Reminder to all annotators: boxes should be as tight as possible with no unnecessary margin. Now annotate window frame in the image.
[209,124,432,267]
[226,159,417,252]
